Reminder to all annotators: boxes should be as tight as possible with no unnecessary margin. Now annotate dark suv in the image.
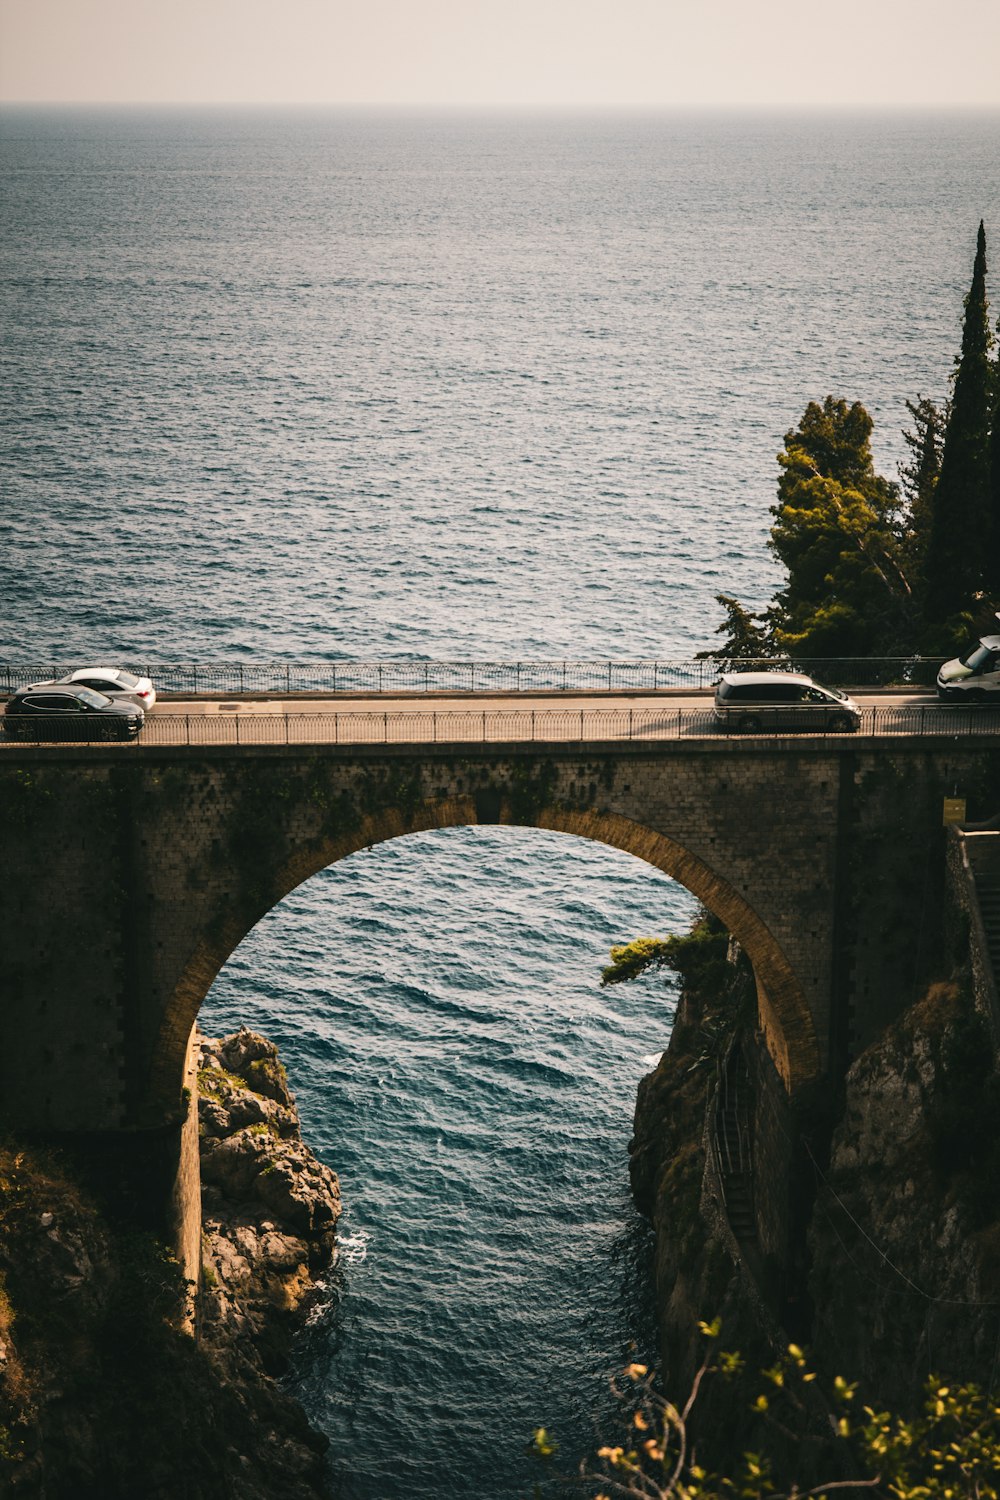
[3,684,145,741]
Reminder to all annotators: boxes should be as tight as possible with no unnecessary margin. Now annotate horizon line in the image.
[3,98,1000,112]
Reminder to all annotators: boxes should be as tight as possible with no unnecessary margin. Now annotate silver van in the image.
[714,671,862,733]
[936,635,1000,701]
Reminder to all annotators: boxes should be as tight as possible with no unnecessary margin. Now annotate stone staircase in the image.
[965,831,1000,1001]
[976,875,1000,987]
[713,1043,758,1257]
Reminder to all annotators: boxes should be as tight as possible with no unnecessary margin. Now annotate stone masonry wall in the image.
[3,736,999,1149]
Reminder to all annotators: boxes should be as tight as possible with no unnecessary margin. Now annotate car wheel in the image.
[739,713,763,734]
[829,712,855,733]
[968,689,988,703]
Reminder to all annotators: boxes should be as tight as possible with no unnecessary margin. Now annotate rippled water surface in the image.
[202,829,692,1497]
[3,106,998,1496]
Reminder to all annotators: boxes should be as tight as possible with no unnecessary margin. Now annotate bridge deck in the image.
[3,691,1000,748]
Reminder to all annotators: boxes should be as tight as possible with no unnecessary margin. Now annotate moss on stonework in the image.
[0,769,54,828]
[356,765,425,823]
[506,758,559,822]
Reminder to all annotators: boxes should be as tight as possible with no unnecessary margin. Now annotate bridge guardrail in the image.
[3,703,1000,748]
[0,657,944,696]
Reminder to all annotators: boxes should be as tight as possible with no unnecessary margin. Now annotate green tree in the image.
[601,914,730,994]
[695,594,773,665]
[766,397,910,656]
[897,394,945,586]
[925,221,995,623]
[988,311,1000,599]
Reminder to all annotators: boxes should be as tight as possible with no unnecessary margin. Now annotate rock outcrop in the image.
[807,982,1000,1410]
[630,955,1000,1478]
[197,1028,341,1370]
[628,964,807,1474]
[0,1028,341,1499]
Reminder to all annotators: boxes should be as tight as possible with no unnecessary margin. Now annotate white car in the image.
[936,636,1000,701]
[59,666,157,711]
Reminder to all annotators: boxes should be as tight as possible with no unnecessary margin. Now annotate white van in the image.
[714,671,862,733]
[937,635,1000,701]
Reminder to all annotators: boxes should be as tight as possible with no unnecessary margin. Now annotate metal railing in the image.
[3,702,1000,748]
[0,656,944,696]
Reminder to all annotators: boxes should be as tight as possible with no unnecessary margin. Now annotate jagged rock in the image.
[630,961,1000,1480]
[212,1028,295,1109]
[807,982,1000,1409]
[0,1028,342,1499]
[197,1030,341,1345]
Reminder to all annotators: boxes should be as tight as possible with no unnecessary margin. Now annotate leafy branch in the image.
[538,1322,1000,1500]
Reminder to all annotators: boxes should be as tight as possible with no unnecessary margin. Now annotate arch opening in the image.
[196,822,697,1496]
[152,794,820,1117]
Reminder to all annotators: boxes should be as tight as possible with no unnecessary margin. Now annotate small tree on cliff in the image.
[925,221,995,624]
[766,397,911,656]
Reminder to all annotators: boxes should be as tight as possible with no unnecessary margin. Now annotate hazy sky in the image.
[1,0,999,108]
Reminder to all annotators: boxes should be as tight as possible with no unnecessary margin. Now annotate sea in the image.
[2,106,998,1497]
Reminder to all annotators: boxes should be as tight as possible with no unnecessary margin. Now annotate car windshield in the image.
[959,643,994,672]
[75,687,111,709]
[113,670,141,688]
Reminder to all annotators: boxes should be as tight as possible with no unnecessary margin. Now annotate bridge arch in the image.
[150,792,819,1117]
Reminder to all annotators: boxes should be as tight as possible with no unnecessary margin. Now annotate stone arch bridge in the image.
[2,730,998,1280]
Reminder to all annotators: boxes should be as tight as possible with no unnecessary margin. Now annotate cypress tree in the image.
[925,221,994,623]
[987,318,1000,599]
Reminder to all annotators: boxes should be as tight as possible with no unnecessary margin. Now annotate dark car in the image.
[3,684,145,741]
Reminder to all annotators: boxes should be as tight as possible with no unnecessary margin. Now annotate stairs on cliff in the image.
[976,878,1000,987]
[713,1046,759,1261]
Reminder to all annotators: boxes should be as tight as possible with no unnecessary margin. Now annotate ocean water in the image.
[201,828,689,1498]
[2,107,999,1496]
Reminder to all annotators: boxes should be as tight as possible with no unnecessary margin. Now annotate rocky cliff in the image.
[197,1028,341,1373]
[807,981,1000,1410]
[628,943,808,1473]
[630,953,1000,1478]
[0,1028,340,1499]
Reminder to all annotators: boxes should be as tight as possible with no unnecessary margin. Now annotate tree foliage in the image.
[988,310,1000,598]
[695,595,773,664]
[704,223,999,662]
[926,221,995,623]
[897,395,945,585]
[532,1325,1000,1500]
[601,914,730,995]
[766,398,909,657]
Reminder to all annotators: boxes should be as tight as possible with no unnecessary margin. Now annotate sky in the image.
[1,0,999,108]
